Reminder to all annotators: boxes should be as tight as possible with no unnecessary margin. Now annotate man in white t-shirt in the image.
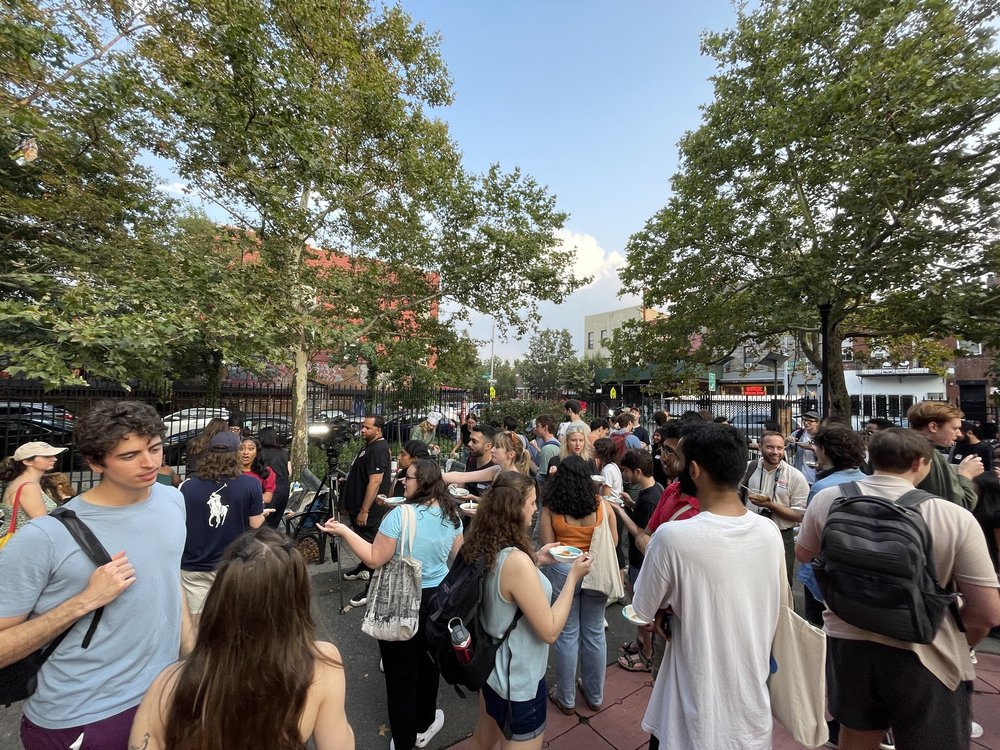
[633,422,784,750]
[796,428,1000,750]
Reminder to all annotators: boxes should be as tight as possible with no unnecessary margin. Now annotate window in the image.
[926,392,944,401]
[600,329,608,344]
[958,340,983,356]
[587,332,594,350]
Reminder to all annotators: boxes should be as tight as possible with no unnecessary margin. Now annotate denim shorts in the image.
[483,679,547,741]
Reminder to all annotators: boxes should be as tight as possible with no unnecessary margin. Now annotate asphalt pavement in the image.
[0,551,638,750]
[2,551,997,750]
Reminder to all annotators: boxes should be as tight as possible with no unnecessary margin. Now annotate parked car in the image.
[727,413,775,447]
[162,407,229,437]
[381,413,457,443]
[0,401,75,421]
[0,415,79,471]
[313,409,352,423]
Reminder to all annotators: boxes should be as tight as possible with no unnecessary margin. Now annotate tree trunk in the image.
[291,338,309,483]
[798,323,851,417]
[825,322,852,417]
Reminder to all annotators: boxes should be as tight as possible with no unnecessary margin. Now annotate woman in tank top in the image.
[0,441,64,539]
[463,471,591,749]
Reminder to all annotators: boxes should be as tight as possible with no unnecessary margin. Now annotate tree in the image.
[520,328,591,395]
[617,0,1000,415]
[133,0,586,473]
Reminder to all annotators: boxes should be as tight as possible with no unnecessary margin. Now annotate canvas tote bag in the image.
[581,502,625,600]
[768,573,828,747]
[362,504,423,641]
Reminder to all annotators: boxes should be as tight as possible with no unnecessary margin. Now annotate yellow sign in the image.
[609,387,617,400]
[489,385,496,400]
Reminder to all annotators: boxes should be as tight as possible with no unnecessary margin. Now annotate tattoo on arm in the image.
[129,733,150,750]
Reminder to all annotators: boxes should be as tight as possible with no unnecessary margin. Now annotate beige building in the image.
[583,306,661,359]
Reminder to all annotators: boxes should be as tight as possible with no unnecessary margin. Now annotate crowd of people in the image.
[1,397,999,750]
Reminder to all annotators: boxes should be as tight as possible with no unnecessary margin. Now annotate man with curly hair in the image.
[0,400,191,749]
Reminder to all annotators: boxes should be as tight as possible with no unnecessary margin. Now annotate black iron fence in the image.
[1,375,973,493]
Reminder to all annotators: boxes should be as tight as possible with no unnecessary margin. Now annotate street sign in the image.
[708,373,716,392]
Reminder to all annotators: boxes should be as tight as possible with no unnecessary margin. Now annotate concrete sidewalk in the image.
[444,650,1000,750]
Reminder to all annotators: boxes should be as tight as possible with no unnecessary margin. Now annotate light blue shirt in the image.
[797,468,867,600]
[483,547,553,701]
[379,502,461,587]
[0,484,186,728]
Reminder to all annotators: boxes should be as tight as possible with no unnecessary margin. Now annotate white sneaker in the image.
[971,721,983,739]
[970,648,978,665]
[379,658,384,673]
[878,730,895,750]
[415,709,444,749]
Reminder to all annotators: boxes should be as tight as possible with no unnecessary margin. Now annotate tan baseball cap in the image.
[13,442,67,462]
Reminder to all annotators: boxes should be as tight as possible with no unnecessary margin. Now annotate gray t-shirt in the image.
[0,484,186,728]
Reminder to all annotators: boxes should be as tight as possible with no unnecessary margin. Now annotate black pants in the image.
[378,588,440,750]
[265,476,290,529]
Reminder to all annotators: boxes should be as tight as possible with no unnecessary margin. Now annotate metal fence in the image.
[0,375,966,494]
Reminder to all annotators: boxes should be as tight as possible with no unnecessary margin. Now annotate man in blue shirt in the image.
[0,401,191,749]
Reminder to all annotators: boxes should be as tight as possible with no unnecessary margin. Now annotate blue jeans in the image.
[545,562,607,708]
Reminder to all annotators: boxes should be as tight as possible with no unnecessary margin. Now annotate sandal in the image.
[548,687,575,715]
[620,639,641,655]
[617,651,652,673]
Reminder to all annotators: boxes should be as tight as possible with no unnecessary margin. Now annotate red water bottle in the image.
[448,617,473,665]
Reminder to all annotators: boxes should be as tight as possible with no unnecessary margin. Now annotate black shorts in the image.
[827,637,971,749]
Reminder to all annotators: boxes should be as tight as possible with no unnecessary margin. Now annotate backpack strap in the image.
[894,489,937,509]
[49,508,112,648]
[837,481,862,498]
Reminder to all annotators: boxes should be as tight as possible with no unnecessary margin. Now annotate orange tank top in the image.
[550,501,605,552]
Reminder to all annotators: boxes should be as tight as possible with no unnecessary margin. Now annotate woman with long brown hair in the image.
[0,441,65,541]
[129,527,354,750]
[323,458,463,750]
[184,417,229,475]
[465,472,591,750]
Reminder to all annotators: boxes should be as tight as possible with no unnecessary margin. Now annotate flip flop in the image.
[617,651,652,673]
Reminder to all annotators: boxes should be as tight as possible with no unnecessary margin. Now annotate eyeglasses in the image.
[404,475,417,481]
[661,446,677,456]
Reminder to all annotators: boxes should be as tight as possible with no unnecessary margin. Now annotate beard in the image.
[678,464,698,497]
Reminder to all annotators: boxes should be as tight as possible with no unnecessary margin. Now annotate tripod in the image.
[320,444,346,612]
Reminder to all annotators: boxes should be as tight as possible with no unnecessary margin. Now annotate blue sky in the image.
[400,1,740,360]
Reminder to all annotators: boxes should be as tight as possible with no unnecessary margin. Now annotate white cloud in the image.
[454,228,642,360]
[556,228,627,288]
[156,181,189,196]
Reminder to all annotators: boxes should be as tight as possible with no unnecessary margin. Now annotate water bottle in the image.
[448,617,473,665]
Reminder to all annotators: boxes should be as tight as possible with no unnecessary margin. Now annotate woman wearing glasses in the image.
[322,459,462,750]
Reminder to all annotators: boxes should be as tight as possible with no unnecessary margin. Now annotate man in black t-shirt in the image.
[951,421,993,472]
[341,414,391,606]
[463,424,497,497]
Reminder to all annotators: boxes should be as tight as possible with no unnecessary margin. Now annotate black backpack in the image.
[812,482,959,644]
[0,508,111,706]
[425,553,522,695]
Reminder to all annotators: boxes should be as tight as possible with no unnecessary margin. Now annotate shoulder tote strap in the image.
[8,482,29,534]
[398,504,417,559]
[668,503,694,522]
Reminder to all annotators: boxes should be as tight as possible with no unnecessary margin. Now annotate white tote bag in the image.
[768,579,828,747]
[362,504,422,641]
[581,502,625,601]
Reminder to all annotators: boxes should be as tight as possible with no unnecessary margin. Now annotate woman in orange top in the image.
[539,455,618,714]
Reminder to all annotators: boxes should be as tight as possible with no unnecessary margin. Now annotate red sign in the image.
[743,385,767,396]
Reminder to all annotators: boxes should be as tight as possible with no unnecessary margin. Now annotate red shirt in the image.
[646,481,699,533]
[245,469,277,498]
